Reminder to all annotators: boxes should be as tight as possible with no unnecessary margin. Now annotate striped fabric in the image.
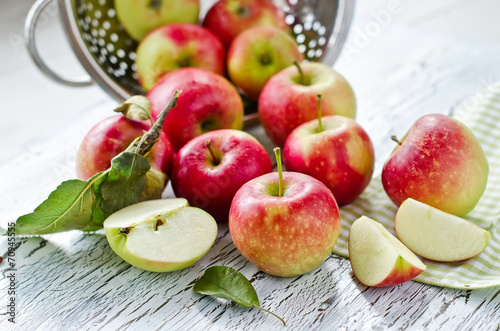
[334,82,500,289]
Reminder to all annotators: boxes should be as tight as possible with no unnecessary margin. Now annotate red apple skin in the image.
[283,116,374,205]
[147,68,244,152]
[229,172,341,277]
[171,129,273,223]
[76,115,174,180]
[135,23,226,91]
[382,114,489,217]
[227,27,303,100]
[259,62,356,147]
[202,0,289,47]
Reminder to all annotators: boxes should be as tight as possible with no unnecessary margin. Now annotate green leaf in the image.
[193,266,285,325]
[83,172,110,231]
[114,95,153,124]
[15,179,96,235]
[100,152,150,214]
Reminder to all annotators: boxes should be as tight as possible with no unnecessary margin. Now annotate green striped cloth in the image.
[334,82,500,289]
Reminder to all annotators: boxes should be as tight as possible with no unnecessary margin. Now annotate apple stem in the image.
[293,60,304,85]
[317,94,323,132]
[134,90,182,156]
[205,140,220,166]
[273,147,284,197]
[391,135,402,146]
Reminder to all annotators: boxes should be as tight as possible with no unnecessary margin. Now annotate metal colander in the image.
[26,0,354,122]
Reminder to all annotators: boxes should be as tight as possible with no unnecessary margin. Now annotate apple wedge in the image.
[104,199,218,272]
[395,198,490,262]
[349,216,426,287]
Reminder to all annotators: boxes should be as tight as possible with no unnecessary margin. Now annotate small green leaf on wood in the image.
[100,152,150,214]
[193,266,285,326]
[114,95,153,124]
[15,179,96,235]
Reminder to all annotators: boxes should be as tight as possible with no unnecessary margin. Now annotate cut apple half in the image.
[349,216,426,287]
[104,199,218,272]
[395,198,490,262]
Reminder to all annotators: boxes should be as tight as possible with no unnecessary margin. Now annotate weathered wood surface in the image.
[2,1,500,330]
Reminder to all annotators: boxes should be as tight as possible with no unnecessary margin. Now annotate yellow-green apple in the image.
[259,62,356,147]
[349,216,427,287]
[229,148,340,277]
[76,114,174,184]
[114,0,200,41]
[227,26,303,100]
[104,199,218,272]
[382,114,489,217]
[171,129,272,223]
[135,23,225,91]
[395,198,490,262]
[147,68,244,151]
[283,99,374,205]
[202,0,289,47]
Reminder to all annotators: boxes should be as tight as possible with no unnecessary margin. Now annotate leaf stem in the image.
[135,90,182,156]
[273,147,284,197]
[205,140,220,165]
[293,60,304,85]
[317,94,323,132]
[253,305,286,326]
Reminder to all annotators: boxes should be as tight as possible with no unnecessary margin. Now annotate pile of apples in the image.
[75,0,490,286]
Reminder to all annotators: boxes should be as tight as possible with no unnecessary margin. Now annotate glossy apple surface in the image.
[171,129,272,222]
[395,198,490,262]
[114,0,200,41]
[349,216,427,287]
[227,26,303,100]
[283,115,374,205]
[147,68,244,152]
[229,172,341,277]
[76,114,174,181]
[259,62,356,146]
[382,114,488,217]
[202,0,289,47]
[136,24,225,91]
[104,199,218,272]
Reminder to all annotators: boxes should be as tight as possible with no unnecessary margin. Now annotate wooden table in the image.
[1,1,500,330]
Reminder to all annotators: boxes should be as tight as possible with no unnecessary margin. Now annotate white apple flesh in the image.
[395,198,490,262]
[349,216,426,287]
[104,199,218,272]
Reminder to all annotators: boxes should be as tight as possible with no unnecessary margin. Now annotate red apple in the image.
[135,23,226,91]
[114,0,200,41]
[227,26,303,100]
[171,129,273,223]
[259,62,356,147]
[283,105,374,205]
[229,148,341,277]
[147,68,244,152]
[76,114,174,181]
[382,114,489,216]
[202,0,289,47]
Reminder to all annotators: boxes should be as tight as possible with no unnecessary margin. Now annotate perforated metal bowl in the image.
[26,0,354,121]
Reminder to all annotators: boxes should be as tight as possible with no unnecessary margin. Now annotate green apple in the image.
[227,26,303,100]
[103,199,218,272]
[349,216,426,287]
[395,198,490,262]
[114,0,200,41]
[382,114,489,217]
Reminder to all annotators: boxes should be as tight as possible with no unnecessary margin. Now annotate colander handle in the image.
[24,0,94,87]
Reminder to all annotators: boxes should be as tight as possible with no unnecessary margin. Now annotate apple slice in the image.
[104,199,218,272]
[395,198,490,262]
[349,216,426,287]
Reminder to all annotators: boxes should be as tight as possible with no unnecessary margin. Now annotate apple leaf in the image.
[113,95,153,124]
[15,179,96,235]
[100,152,151,215]
[193,266,285,326]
